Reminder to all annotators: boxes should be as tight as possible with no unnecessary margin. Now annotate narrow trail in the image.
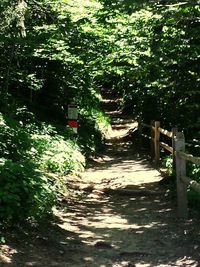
[1,93,200,267]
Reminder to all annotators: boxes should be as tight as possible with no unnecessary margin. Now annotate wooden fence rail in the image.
[138,121,200,219]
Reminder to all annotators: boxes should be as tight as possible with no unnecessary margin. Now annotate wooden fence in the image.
[138,121,200,219]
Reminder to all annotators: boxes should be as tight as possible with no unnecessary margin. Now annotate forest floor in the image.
[1,99,200,267]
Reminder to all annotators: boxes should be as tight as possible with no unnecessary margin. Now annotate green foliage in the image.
[78,105,110,155]
[0,158,56,223]
[0,236,5,244]
[32,134,85,175]
[163,155,174,177]
[187,163,200,210]
[121,4,200,130]
[0,113,31,161]
[189,164,200,183]
[0,110,86,225]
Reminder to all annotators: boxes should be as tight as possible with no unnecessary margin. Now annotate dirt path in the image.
[1,99,200,266]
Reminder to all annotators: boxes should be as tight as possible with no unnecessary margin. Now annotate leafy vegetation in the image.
[0,0,200,224]
[0,111,86,224]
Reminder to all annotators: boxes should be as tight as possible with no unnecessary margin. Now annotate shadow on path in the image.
[1,184,199,267]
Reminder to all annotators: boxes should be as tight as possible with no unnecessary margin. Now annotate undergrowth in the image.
[0,106,106,226]
[163,155,200,214]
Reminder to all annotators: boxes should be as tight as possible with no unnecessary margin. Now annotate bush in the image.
[163,155,174,176]
[0,159,56,224]
[0,110,86,225]
[32,134,85,175]
[78,107,109,156]
[0,113,31,161]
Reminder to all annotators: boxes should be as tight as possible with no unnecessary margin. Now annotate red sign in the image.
[68,120,78,128]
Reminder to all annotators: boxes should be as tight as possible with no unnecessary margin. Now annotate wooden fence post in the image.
[138,119,142,151]
[175,132,188,219]
[150,120,155,160]
[172,127,178,170]
[154,121,160,166]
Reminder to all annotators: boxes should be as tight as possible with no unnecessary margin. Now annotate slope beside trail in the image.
[1,96,200,267]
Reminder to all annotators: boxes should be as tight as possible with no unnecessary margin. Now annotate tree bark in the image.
[16,0,27,37]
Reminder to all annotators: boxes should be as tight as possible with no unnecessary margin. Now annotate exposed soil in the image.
[1,97,200,267]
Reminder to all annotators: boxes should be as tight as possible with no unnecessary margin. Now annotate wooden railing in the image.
[138,121,200,219]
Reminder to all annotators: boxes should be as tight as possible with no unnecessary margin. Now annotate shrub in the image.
[0,113,31,161]
[0,110,86,225]
[78,107,109,156]
[32,134,85,175]
[0,159,56,224]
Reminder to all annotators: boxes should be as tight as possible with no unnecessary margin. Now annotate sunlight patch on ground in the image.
[0,245,17,264]
[83,166,163,186]
[55,205,167,246]
[107,121,138,140]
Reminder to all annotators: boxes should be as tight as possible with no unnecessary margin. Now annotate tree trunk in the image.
[17,0,27,37]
